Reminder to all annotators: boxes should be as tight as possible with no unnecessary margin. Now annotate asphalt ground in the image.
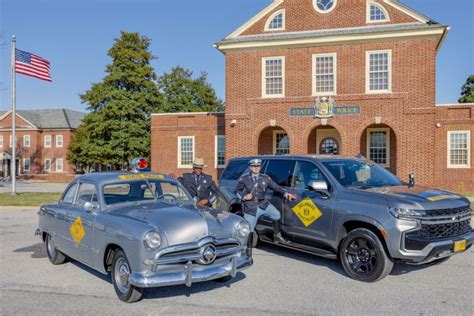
[1,208,473,316]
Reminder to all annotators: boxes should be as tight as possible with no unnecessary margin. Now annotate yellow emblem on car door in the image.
[292,198,323,227]
[70,216,85,246]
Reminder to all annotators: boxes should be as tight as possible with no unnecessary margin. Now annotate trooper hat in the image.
[248,158,262,166]
[192,158,206,168]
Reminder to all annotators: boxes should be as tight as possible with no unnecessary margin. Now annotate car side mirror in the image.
[84,201,99,212]
[308,180,331,198]
[408,173,416,188]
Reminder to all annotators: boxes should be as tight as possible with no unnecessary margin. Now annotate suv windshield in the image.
[103,179,191,205]
[322,160,403,188]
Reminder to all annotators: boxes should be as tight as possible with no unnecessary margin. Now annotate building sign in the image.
[290,97,360,117]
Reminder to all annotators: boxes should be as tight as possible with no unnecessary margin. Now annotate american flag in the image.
[15,49,52,82]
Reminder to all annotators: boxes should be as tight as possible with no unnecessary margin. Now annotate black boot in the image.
[273,221,290,244]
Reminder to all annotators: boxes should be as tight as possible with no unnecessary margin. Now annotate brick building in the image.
[151,0,473,192]
[0,108,84,181]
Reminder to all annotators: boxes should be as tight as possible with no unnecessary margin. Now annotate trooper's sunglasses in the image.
[250,165,261,168]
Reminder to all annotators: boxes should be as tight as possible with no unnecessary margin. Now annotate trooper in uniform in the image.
[178,158,218,207]
[236,158,296,244]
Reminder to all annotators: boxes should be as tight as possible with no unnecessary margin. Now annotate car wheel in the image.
[339,228,393,282]
[111,249,144,303]
[45,233,66,265]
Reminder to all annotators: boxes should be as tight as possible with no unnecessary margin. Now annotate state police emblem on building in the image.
[314,97,335,119]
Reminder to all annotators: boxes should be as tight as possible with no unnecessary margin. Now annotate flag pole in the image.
[11,35,17,195]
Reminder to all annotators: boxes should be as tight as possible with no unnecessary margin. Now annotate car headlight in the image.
[389,207,426,219]
[235,221,251,239]
[143,231,162,250]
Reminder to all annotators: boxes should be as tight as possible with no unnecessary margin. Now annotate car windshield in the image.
[103,179,191,205]
[322,160,403,188]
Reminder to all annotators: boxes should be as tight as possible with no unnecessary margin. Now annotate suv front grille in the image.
[425,205,471,217]
[418,220,471,239]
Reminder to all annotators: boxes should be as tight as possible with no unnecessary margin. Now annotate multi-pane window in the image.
[369,4,388,21]
[216,135,226,168]
[274,131,290,155]
[267,11,284,30]
[0,136,3,147]
[56,158,64,172]
[44,135,52,147]
[56,135,63,147]
[314,54,336,95]
[9,135,16,148]
[178,136,194,168]
[263,57,284,97]
[448,131,470,168]
[320,137,339,155]
[368,129,389,167]
[24,158,30,172]
[44,159,51,172]
[24,135,30,147]
[367,51,391,93]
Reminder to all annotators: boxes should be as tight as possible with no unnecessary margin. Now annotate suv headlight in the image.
[235,221,251,239]
[143,231,162,250]
[389,207,426,219]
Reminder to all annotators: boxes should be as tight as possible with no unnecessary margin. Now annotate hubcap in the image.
[345,237,378,275]
[114,258,131,294]
[47,235,56,258]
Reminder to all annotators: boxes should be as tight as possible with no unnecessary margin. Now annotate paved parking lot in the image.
[1,208,473,315]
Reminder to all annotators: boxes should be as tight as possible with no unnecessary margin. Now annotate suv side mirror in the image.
[84,201,99,212]
[308,180,331,198]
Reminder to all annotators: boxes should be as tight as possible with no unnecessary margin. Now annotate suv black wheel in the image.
[111,249,144,303]
[45,233,67,265]
[339,228,393,282]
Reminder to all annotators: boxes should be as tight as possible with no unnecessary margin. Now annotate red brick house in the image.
[0,108,84,181]
[151,0,473,192]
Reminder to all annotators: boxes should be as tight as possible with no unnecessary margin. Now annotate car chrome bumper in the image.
[128,254,253,288]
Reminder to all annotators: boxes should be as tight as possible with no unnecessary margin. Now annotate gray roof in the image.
[216,22,446,46]
[0,108,85,129]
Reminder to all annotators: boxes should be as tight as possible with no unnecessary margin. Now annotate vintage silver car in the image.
[36,171,253,302]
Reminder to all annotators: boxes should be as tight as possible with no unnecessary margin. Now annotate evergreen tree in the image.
[72,32,162,168]
[458,75,474,103]
[158,66,224,113]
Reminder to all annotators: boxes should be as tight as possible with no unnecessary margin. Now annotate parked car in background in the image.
[36,169,252,302]
[220,155,473,282]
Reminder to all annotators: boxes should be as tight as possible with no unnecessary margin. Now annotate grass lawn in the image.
[0,192,61,207]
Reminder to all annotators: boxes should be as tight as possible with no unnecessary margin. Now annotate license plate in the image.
[454,240,467,252]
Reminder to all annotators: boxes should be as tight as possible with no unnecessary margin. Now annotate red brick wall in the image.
[241,0,416,36]
[151,113,225,180]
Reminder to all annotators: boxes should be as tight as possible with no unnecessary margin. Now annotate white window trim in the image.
[0,135,3,147]
[264,9,285,31]
[313,0,338,14]
[56,135,64,148]
[312,53,337,96]
[366,49,392,94]
[23,158,30,172]
[23,135,31,147]
[44,159,51,172]
[367,1,390,23]
[44,135,52,148]
[215,135,226,168]
[56,158,64,172]
[447,130,471,169]
[273,130,289,155]
[177,136,195,169]
[262,56,285,98]
[367,128,390,167]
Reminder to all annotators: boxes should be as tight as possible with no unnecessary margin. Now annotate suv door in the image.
[65,182,98,265]
[283,160,335,248]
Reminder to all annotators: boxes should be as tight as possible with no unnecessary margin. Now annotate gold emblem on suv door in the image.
[292,198,323,227]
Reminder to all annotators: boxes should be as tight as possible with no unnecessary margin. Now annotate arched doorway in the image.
[258,126,290,155]
[360,124,397,173]
[307,125,342,155]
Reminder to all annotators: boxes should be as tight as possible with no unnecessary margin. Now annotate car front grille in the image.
[418,220,472,239]
[425,205,471,217]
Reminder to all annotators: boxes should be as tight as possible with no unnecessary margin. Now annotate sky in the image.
[0,0,473,113]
